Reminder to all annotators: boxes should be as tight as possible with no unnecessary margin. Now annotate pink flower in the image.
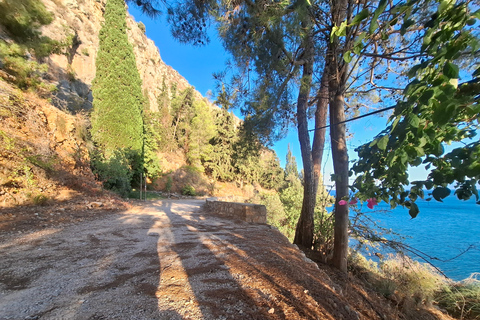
[338,200,348,205]
[349,198,358,205]
[367,198,378,209]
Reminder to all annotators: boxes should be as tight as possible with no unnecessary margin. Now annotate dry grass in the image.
[349,252,447,311]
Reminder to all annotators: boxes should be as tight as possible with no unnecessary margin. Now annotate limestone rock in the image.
[37,0,212,112]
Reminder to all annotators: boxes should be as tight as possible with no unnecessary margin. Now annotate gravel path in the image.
[0,199,372,320]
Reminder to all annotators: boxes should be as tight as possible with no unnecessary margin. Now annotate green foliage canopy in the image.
[203,109,238,181]
[91,0,144,155]
[353,1,480,217]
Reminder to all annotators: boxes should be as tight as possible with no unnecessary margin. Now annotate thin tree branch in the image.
[362,52,426,61]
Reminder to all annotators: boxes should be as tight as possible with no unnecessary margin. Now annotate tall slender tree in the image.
[91,0,144,156]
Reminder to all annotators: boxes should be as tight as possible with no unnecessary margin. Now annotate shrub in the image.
[0,0,67,92]
[0,41,49,89]
[380,254,444,306]
[0,0,53,42]
[33,194,48,206]
[73,112,90,142]
[138,21,146,34]
[26,154,57,172]
[249,191,288,236]
[181,185,196,196]
[436,274,480,320]
[165,176,173,192]
[90,149,138,197]
[348,252,446,310]
[66,64,76,81]
[313,209,334,261]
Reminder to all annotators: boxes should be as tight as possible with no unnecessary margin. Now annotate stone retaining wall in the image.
[205,198,267,224]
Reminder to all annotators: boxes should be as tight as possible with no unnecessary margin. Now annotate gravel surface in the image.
[0,199,425,320]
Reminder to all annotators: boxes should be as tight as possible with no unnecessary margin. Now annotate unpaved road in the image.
[0,199,388,320]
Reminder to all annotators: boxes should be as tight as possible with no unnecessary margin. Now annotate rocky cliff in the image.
[39,0,209,112]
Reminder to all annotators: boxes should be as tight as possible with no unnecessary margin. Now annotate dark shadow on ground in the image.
[0,207,176,319]
[149,200,344,319]
[151,199,271,319]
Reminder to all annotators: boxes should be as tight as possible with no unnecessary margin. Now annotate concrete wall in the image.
[205,198,267,224]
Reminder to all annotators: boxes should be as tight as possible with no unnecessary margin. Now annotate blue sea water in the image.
[353,195,480,281]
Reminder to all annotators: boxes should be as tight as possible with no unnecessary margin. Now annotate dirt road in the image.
[0,199,391,320]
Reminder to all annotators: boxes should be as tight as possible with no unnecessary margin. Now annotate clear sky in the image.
[127,6,428,186]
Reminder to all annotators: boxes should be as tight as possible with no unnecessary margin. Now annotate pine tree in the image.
[285,145,299,183]
[203,109,238,181]
[187,99,215,171]
[232,126,261,186]
[171,87,195,150]
[91,0,144,156]
[258,151,284,190]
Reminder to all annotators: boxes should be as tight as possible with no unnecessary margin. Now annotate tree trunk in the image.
[329,84,349,272]
[293,30,316,249]
[328,0,350,273]
[312,68,329,195]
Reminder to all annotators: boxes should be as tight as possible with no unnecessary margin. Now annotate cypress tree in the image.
[91,0,144,155]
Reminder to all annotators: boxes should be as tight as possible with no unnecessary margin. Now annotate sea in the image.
[346,194,480,281]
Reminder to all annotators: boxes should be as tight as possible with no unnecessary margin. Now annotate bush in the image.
[181,185,196,196]
[436,274,480,319]
[348,252,446,310]
[313,209,334,261]
[0,41,49,89]
[138,21,146,34]
[0,0,53,43]
[0,0,68,92]
[249,191,288,236]
[33,194,48,206]
[90,149,139,197]
[26,154,57,173]
[165,176,173,192]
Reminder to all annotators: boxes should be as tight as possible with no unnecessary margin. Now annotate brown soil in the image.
[0,199,453,320]
[0,80,453,320]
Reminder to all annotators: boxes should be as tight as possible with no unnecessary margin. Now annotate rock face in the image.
[39,0,208,112]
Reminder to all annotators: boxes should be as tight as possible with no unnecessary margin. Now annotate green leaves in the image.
[343,51,353,63]
[419,89,435,105]
[473,9,480,19]
[408,202,420,218]
[352,1,480,215]
[351,8,369,25]
[332,8,369,42]
[432,187,451,202]
[443,62,459,79]
[432,102,456,126]
[408,114,420,128]
[377,135,389,150]
[331,21,348,40]
[400,19,415,36]
[369,0,387,34]
[405,201,420,218]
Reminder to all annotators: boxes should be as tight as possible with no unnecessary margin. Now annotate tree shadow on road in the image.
[150,199,362,319]
[0,205,176,319]
[151,199,271,319]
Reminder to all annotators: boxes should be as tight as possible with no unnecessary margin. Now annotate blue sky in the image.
[127,6,429,185]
